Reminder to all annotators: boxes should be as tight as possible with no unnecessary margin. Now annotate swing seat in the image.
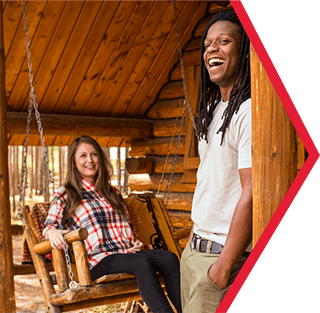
[22,193,190,313]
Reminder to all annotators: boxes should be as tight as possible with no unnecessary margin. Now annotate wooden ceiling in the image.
[3,1,230,146]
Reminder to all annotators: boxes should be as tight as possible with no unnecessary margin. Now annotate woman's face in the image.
[74,143,99,184]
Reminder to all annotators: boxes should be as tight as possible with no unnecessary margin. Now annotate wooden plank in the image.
[5,1,47,100]
[128,173,196,193]
[180,170,197,184]
[7,1,66,111]
[106,138,123,148]
[0,4,15,309]
[67,1,137,116]
[130,137,185,157]
[157,192,193,212]
[105,2,170,117]
[13,263,54,276]
[251,45,297,246]
[125,157,155,175]
[62,292,142,312]
[49,278,140,306]
[83,1,154,116]
[7,112,152,139]
[154,156,185,174]
[53,1,120,115]
[158,81,184,101]
[168,210,192,229]
[7,134,25,145]
[170,49,202,81]
[134,1,208,117]
[108,1,187,118]
[3,1,23,57]
[38,1,103,114]
[52,136,73,147]
[21,2,85,113]
[146,98,184,119]
[153,119,186,138]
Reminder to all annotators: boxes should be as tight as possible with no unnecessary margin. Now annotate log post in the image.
[51,249,69,292]
[251,45,297,246]
[0,4,16,312]
[72,241,92,287]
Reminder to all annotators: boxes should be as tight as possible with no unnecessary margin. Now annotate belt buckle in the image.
[192,234,201,251]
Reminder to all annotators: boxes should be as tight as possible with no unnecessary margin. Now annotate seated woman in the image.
[43,135,182,313]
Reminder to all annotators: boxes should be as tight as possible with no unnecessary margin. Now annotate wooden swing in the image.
[22,194,189,312]
[18,1,192,312]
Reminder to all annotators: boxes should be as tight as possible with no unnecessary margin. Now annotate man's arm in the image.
[208,167,252,289]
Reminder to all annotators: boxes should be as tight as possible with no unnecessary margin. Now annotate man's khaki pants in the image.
[180,241,248,313]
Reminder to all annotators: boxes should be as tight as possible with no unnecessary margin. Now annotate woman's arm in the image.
[43,197,70,250]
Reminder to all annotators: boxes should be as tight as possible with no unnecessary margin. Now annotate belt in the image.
[191,234,223,254]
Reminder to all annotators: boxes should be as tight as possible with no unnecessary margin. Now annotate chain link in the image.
[20,1,77,289]
[172,1,199,140]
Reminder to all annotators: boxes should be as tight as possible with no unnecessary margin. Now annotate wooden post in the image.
[0,4,16,311]
[117,147,121,192]
[251,45,297,246]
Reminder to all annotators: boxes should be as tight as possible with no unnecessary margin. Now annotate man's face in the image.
[203,20,242,91]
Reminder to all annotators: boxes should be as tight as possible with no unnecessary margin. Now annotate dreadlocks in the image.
[198,9,251,145]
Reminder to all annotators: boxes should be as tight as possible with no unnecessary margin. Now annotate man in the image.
[180,9,252,312]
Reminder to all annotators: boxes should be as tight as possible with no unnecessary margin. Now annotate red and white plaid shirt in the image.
[43,178,134,269]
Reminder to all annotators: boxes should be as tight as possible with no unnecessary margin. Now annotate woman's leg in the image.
[90,252,176,313]
[138,250,182,313]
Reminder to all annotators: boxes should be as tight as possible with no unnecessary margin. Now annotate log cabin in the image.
[0,1,305,311]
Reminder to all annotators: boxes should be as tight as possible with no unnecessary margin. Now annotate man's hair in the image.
[61,135,126,223]
[198,8,251,144]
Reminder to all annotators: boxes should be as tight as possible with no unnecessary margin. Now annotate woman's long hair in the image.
[61,136,126,223]
[198,8,251,144]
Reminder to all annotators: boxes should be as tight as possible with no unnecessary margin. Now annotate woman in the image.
[43,136,181,313]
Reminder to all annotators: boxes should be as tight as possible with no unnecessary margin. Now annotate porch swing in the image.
[19,1,193,312]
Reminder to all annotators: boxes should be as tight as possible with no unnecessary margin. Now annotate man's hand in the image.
[208,262,230,290]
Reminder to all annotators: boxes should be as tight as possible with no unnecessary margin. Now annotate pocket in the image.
[206,265,223,291]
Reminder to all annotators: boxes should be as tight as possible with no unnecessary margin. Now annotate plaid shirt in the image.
[43,178,134,269]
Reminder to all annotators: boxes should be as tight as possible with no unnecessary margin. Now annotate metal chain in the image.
[21,1,77,289]
[156,98,183,196]
[172,1,199,140]
[163,102,186,207]
[161,2,200,205]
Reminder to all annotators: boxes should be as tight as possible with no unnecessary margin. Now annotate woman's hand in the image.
[128,240,144,253]
[46,228,70,250]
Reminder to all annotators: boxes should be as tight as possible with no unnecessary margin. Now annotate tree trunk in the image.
[117,147,121,193]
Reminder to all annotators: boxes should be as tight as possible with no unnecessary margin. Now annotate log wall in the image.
[127,1,306,249]
[126,9,219,247]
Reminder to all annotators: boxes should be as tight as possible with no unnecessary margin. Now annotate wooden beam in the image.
[251,45,297,247]
[6,112,152,139]
[125,157,155,174]
[0,3,16,311]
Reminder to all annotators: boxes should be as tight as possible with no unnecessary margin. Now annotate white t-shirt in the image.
[192,98,252,246]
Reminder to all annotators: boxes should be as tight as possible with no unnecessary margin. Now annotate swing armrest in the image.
[34,228,88,255]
